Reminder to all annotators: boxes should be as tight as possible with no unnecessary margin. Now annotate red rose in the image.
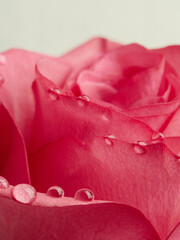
[0,37,180,239]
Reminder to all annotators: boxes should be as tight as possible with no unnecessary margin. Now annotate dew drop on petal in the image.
[133,144,145,154]
[104,134,115,146]
[107,134,116,139]
[12,184,36,204]
[105,138,113,146]
[0,176,9,189]
[47,186,64,198]
[152,132,164,141]
[79,95,90,101]
[0,54,6,65]
[74,188,94,201]
[136,141,147,146]
[48,88,61,100]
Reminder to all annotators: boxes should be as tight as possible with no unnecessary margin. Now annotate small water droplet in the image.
[0,176,9,189]
[104,134,116,146]
[107,134,116,139]
[48,88,61,100]
[74,188,94,201]
[133,144,145,154]
[77,95,89,107]
[47,186,64,198]
[152,132,164,141]
[136,141,147,146]
[79,95,90,101]
[105,138,113,146]
[0,75,4,85]
[0,54,6,65]
[12,184,36,204]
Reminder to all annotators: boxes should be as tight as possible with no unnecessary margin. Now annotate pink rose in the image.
[0,37,180,239]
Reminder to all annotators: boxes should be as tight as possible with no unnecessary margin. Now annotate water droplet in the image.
[0,54,6,65]
[136,141,147,146]
[0,75,4,85]
[74,188,94,201]
[48,88,61,100]
[133,144,145,154]
[12,184,36,204]
[77,95,90,107]
[79,95,90,101]
[105,138,113,146]
[107,134,116,139]
[104,134,116,146]
[152,132,164,141]
[0,176,9,189]
[47,186,64,198]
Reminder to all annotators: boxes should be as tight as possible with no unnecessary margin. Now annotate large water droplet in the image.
[47,186,64,198]
[133,144,145,154]
[48,88,61,100]
[74,188,94,201]
[12,184,36,204]
[152,132,164,141]
[0,54,6,65]
[0,176,9,189]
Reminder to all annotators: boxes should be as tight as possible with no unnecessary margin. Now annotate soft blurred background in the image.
[0,0,180,55]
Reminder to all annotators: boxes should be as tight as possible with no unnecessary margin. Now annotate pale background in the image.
[0,0,180,55]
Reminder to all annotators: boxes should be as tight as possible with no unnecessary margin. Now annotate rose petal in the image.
[163,106,180,137]
[162,137,180,156]
[92,44,163,81]
[60,37,121,68]
[167,223,180,240]
[0,192,160,240]
[29,78,154,154]
[125,100,180,132]
[0,103,30,185]
[78,70,117,101]
[29,134,180,239]
[111,61,165,108]
[153,45,180,77]
[36,57,71,88]
[0,49,44,143]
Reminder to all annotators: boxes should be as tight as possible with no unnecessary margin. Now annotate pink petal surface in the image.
[60,37,121,68]
[0,187,160,240]
[167,223,180,240]
[0,104,30,185]
[29,134,180,240]
[26,78,180,239]
[35,57,71,88]
[125,100,180,132]
[0,49,44,143]
[153,46,180,77]
[29,78,154,155]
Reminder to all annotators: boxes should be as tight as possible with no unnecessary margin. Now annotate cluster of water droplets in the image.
[0,176,95,205]
[103,131,166,155]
